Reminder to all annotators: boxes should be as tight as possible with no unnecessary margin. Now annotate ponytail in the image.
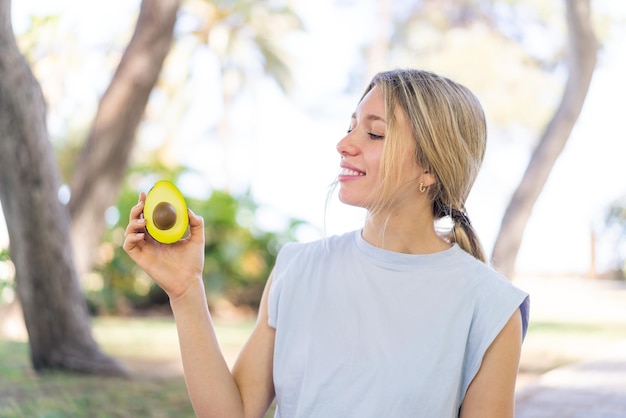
[434,199,486,263]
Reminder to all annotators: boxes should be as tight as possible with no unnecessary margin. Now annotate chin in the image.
[337,191,367,209]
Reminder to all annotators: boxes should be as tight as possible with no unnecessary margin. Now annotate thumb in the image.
[187,209,205,242]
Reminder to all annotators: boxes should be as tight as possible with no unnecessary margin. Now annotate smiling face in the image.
[336,86,385,207]
[336,85,432,212]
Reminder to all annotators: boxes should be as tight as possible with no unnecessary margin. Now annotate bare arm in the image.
[170,276,275,418]
[232,275,276,417]
[123,194,275,417]
[169,279,246,417]
[460,309,523,418]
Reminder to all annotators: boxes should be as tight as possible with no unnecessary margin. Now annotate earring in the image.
[418,182,427,193]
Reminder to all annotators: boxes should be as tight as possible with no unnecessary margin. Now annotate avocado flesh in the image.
[144,181,188,244]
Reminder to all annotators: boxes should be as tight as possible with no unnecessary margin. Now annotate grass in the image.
[0,341,193,418]
[519,319,626,375]
[0,316,276,418]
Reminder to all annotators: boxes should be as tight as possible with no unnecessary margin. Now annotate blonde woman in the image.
[124,68,529,418]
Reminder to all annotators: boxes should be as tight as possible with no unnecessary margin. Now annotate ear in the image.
[420,170,437,188]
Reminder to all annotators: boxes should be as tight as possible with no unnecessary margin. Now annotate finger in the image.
[123,229,146,252]
[187,209,205,242]
[129,196,145,221]
[188,209,203,227]
[125,216,146,236]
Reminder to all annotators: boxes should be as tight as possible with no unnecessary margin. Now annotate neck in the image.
[362,205,450,255]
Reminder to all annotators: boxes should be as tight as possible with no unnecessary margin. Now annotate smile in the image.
[340,167,365,176]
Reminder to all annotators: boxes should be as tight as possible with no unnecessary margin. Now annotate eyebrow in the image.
[351,112,386,123]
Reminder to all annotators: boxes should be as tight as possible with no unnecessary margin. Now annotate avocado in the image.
[143,180,189,244]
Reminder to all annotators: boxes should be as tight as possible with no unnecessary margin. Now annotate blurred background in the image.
[3,0,626,274]
[1,0,626,416]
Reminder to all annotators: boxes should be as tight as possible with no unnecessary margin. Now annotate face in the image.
[336,86,427,210]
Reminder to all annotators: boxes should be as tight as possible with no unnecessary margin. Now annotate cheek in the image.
[400,148,422,180]
[405,161,422,181]
[366,146,384,176]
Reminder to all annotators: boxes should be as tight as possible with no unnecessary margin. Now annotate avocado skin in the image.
[144,180,188,244]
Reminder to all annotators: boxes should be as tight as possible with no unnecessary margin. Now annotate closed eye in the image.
[368,133,384,140]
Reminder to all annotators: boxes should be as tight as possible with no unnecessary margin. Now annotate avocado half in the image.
[144,180,189,244]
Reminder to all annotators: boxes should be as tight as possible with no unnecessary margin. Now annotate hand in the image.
[123,192,205,300]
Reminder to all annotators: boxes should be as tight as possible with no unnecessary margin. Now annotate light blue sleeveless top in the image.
[268,230,529,418]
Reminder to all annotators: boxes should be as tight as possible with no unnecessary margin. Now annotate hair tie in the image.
[451,208,471,227]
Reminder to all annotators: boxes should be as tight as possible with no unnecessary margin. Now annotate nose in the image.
[336,131,357,157]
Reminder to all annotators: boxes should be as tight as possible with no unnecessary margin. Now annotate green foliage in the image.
[88,172,304,315]
[606,196,626,227]
[197,190,305,306]
[601,195,626,276]
[201,189,303,306]
[0,248,13,292]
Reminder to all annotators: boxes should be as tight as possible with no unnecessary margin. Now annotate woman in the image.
[124,68,529,418]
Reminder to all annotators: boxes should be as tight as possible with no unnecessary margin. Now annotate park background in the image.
[1,0,626,416]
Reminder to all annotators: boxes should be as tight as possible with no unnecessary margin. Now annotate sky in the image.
[2,0,626,277]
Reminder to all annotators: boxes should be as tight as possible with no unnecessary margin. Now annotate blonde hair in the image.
[362,69,487,262]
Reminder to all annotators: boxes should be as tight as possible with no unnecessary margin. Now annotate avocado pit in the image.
[153,201,177,230]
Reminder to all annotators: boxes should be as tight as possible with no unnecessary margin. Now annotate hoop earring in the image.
[418,182,427,193]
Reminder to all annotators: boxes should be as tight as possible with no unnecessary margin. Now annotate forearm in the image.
[170,278,244,418]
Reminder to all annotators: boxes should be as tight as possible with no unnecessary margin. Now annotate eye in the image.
[368,132,385,140]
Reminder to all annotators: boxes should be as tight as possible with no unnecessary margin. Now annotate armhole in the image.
[267,243,294,329]
[462,290,530,399]
[519,295,530,340]
[267,272,283,329]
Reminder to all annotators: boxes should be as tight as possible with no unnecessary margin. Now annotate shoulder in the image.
[447,246,521,296]
[268,230,358,328]
[447,245,530,337]
[451,247,530,399]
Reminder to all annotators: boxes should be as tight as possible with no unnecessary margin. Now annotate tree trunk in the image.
[0,0,125,374]
[68,0,179,280]
[490,0,598,278]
